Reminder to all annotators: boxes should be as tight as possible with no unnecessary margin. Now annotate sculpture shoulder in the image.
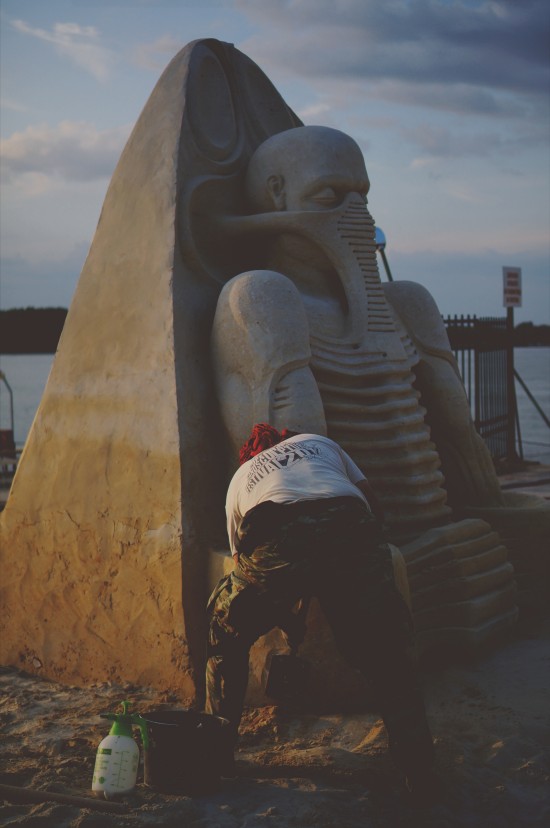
[383,280,451,354]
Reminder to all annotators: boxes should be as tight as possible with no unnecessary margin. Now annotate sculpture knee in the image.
[383,281,452,354]
[211,270,326,457]
[384,280,473,429]
[214,270,311,368]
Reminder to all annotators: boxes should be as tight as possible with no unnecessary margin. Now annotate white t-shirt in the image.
[226,433,368,554]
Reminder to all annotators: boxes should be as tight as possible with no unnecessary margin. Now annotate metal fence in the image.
[444,314,516,461]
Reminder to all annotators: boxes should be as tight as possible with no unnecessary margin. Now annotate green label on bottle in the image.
[98,748,112,755]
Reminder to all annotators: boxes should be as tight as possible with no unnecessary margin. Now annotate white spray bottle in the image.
[92,700,148,798]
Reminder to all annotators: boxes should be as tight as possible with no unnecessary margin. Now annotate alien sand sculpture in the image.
[1,39,548,705]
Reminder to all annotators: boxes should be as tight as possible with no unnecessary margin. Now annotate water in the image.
[1,348,549,464]
[0,354,54,447]
[513,347,550,464]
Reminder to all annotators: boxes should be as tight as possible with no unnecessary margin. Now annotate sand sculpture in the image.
[1,39,548,705]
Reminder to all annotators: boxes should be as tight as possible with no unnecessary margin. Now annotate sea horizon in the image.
[1,348,549,466]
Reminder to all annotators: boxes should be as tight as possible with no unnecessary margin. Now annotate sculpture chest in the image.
[310,334,452,542]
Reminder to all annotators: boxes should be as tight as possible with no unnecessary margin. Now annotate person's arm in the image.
[226,478,241,564]
[355,478,384,522]
[337,443,385,522]
[227,513,240,564]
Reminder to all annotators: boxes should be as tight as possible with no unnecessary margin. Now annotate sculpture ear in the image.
[267,174,286,211]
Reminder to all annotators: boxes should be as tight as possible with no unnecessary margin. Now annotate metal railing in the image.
[444,314,519,461]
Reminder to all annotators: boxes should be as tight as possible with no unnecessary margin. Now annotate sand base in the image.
[1,617,549,827]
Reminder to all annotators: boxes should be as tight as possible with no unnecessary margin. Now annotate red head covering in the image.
[239,423,293,465]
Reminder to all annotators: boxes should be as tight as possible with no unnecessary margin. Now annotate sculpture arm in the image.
[211,270,327,463]
[383,280,504,508]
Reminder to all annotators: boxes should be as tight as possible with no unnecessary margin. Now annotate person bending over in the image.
[205,423,436,803]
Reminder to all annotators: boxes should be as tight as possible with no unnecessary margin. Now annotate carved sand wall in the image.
[0,39,300,695]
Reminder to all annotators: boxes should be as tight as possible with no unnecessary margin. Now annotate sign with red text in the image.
[503,267,522,308]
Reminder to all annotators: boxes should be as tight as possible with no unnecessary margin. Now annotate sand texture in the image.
[1,619,549,827]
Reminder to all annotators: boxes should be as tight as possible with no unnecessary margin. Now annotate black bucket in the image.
[142,709,230,795]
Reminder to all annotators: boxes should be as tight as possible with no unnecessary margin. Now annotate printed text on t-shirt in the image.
[245,440,321,492]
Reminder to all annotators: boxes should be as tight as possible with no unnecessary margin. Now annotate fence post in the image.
[474,323,480,431]
[506,307,518,461]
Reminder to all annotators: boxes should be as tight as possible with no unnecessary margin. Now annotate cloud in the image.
[405,122,548,163]
[296,101,332,121]
[132,35,184,70]
[11,19,114,81]
[1,98,28,113]
[236,0,550,118]
[0,121,132,187]
[360,78,529,120]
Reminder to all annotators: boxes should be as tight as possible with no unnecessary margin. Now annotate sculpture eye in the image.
[310,187,340,206]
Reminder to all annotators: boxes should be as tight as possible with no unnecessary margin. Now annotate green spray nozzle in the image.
[100,700,149,750]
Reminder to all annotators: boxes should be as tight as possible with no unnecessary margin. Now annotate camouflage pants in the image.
[205,496,434,773]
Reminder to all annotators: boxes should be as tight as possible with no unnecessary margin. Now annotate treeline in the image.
[0,308,68,354]
[0,308,549,354]
[446,319,550,350]
[514,322,550,346]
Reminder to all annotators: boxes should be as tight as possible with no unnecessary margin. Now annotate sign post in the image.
[502,267,522,309]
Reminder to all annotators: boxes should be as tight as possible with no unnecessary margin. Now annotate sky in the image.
[1,0,549,324]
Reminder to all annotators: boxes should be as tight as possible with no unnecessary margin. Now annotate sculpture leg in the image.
[414,353,504,507]
[383,280,503,509]
[401,518,517,655]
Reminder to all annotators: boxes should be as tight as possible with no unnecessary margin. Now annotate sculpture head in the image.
[241,126,386,343]
[245,126,370,214]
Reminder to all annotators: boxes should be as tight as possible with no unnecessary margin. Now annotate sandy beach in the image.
[1,611,549,828]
